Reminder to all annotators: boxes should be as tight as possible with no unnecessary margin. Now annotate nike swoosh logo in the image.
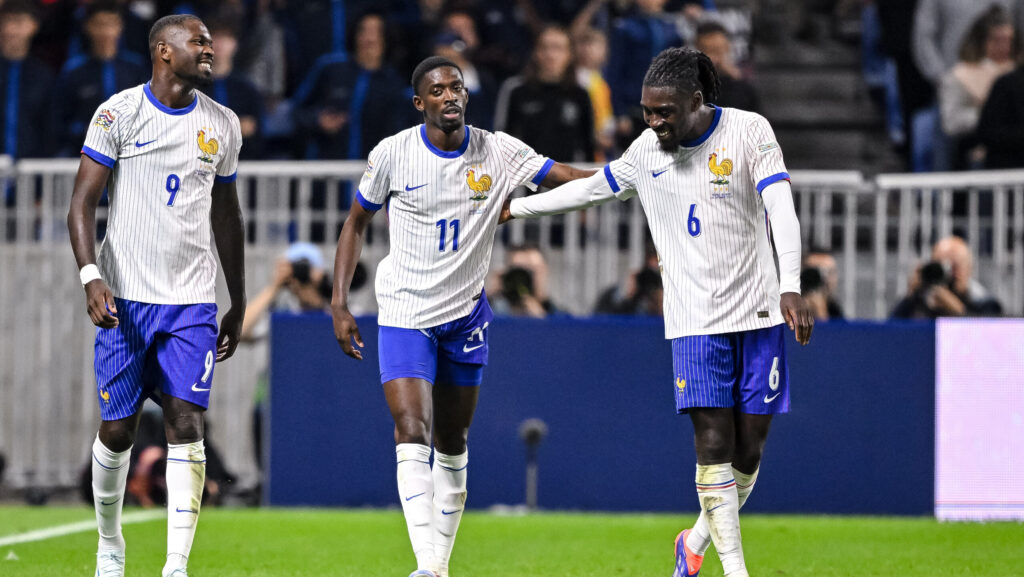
[99,498,120,506]
[441,508,461,515]
[135,139,157,148]
[175,507,198,514]
[652,169,669,178]
[707,503,726,512]
[405,492,426,501]
[764,392,781,403]
[405,183,428,191]
[191,383,211,392]
[463,343,484,353]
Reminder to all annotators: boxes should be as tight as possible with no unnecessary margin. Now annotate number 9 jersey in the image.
[81,82,242,305]
[356,124,552,329]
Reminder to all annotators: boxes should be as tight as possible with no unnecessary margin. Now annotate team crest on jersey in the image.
[196,128,219,164]
[466,166,492,201]
[676,377,686,392]
[100,389,110,404]
[94,109,115,131]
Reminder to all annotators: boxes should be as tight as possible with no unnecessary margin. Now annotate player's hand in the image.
[331,303,364,360]
[499,197,514,224]
[216,305,245,362]
[780,292,813,346]
[84,280,119,329]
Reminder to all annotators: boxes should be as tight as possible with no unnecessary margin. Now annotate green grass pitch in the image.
[1,506,1022,576]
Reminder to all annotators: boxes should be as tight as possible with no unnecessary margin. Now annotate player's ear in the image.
[412,94,425,113]
[690,90,704,111]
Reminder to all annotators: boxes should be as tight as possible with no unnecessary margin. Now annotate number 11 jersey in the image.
[356,124,552,329]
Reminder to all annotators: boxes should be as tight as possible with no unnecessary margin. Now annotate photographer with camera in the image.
[891,236,1003,319]
[240,243,338,341]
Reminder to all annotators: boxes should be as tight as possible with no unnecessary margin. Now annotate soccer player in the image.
[502,47,814,577]
[67,14,245,577]
[330,56,593,577]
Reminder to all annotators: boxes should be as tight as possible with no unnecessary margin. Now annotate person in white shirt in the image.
[67,14,245,577]
[330,56,593,577]
[502,47,814,577]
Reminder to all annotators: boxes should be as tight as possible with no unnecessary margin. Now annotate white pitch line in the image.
[0,510,164,547]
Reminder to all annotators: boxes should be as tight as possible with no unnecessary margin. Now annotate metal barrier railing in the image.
[1,158,1022,491]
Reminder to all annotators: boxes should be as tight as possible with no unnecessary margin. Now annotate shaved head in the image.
[148,14,202,53]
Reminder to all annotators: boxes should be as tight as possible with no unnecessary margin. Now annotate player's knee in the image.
[433,429,468,455]
[164,413,204,444]
[733,444,764,472]
[393,416,430,446]
[98,425,135,453]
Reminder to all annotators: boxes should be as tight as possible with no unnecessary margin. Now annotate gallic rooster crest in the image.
[466,169,492,201]
[708,152,732,185]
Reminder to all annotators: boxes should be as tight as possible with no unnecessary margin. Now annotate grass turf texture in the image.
[1,507,1022,576]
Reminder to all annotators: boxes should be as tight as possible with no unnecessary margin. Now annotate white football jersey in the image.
[358,124,552,328]
[605,106,790,338]
[82,83,242,305]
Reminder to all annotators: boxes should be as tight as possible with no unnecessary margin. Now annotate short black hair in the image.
[148,14,203,53]
[643,47,721,103]
[411,56,462,95]
[0,0,40,21]
[696,21,729,39]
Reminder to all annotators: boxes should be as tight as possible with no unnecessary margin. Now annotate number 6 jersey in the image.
[81,82,242,305]
[356,124,552,329]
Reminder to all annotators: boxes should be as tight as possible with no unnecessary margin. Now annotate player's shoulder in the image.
[196,91,240,127]
[719,106,772,133]
[102,84,145,113]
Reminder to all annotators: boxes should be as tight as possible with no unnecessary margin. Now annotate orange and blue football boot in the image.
[673,529,704,577]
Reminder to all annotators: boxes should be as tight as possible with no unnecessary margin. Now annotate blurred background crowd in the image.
[1,0,1016,174]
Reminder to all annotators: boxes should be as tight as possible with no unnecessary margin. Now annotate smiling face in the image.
[158,18,215,87]
[640,84,702,151]
[413,65,468,133]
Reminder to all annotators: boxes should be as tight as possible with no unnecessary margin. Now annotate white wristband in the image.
[79,264,102,286]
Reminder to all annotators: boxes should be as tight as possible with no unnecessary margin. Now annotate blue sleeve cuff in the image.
[355,190,383,211]
[215,172,237,183]
[603,165,620,193]
[530,158,555,186]
[756,172,791,195]
[81,146,115,168]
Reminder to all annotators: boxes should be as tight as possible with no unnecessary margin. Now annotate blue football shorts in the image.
[671,324,790,415]
[94,298,218,420]
[378,292,493,387]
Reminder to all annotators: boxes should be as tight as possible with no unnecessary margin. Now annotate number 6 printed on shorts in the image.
[764,356,780,403]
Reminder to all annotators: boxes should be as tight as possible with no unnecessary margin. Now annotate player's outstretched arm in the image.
[540,162,597,188]
[211,180,247,361]
[762,179,813,345]
[500,169,618,223]
[68,155,118,329]
[331,202,376,360]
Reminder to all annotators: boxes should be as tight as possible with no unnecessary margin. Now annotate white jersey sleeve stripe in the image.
[756,171,790,194]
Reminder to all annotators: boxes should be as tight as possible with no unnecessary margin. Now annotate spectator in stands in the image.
[432,20,497,131]
[912,0,1024,171]
[695,21,760,113]
[574,27,615,161]
[0,0,54,159]
[977,55,1024,169]
[605,0,683,146]
[891,235,1003,318]
[595,241,664,317]
[291,10,409,160]
[802,249,844,321]
[202,18,266,159]
[491,244,561,317]
[494,25,595,163]
[281,0,380,93]
[241,243,334,342]
[938,6,1019,170]
[51,1,147,157]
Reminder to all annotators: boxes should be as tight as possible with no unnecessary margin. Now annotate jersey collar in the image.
[420,124,470,159]
[678,105,721,148]
[143,82,198,116]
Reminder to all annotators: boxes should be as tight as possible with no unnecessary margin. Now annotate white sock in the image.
[92,436,131,552]
[396,443,435,571]
[163,440,205,576]
[432,449,468,576]
[695,463,747,577]
[688,466,759,555]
